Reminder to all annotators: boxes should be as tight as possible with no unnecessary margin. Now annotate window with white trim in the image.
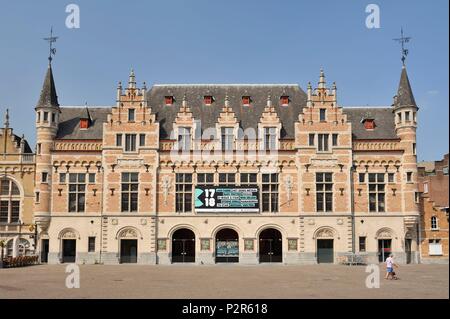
[176,173,192,212]
[262,173,278,212]
[264,127,277,150]
[431,216,438,230]
[429,239,442,255]
[368,173,385,212]
[0,178,20,224]
[178,127,191,151]
[221,127,234,151]
[316,173,333,212]
[68,173,86,212]
[125,134,137,152]
[121,173,138,212]
[318,134,329,152]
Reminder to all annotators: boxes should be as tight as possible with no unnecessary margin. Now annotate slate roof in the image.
[12,134,33,153]
[394,67,417,108]
[343,107,397,140]
[36,65,59,109]
[56,107,110,140]
[55,86,398,141]
[147,84,307,139]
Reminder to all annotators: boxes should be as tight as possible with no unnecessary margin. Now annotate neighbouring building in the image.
[418,154,449,263]
[0,110,36,258]
[33,59,421,265]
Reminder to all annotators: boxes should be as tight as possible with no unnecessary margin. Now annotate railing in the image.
[1,255,39,268]
[21,154,35,163]
[337,253,368,266]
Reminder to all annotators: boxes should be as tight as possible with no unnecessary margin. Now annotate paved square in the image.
[0,264,448,299]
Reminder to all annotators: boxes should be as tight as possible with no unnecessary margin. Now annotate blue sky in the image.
[0,0,448,161]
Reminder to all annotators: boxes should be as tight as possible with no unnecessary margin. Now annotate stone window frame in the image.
[121,172,139,213]
[0,178,21,224]
[316,172,333,212]
[368,172,386,212]
[175,173,193,213]
[68,173,86,213]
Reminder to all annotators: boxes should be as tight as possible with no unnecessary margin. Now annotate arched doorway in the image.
[215,228,239,263]
[314,228,335,264]
[376,228,394,262]
[172,228,195,263]
[118,228,139,264]
[259,228,282,263]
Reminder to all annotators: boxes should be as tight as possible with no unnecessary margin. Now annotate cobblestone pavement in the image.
[0,264,448,299]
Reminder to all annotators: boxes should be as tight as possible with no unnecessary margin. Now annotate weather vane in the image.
[43,27,58,64]
[393,27,411,66]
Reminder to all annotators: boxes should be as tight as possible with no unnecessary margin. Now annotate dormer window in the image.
[280,96,289,106]
[165,96,174,105]
[363,119,375,130]
[204,96,213,105]
[242,96,251,106]
[80,118,89,129]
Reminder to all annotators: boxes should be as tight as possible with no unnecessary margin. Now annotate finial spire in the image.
[225,93,229,107]
[266,94,272,107]
[182,93,187,108]
[318,68,326,89]
[4,108,9,128]
[43,27,58,65]
[393,27,411,66]
[128,68,136,89]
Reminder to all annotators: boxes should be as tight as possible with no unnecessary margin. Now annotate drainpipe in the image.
[99,166,105,264]
[350,165,356,255]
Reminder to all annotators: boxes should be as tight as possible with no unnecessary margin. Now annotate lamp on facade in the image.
[57,188,62,196]
[305,164,311,172]
[144,164,150,173]
[111,164,117,172]
[338,164,344,172]
[339,188,344,196]
[357,188,362,196]
[110,188,115,196]
[305,188,310,196]
[392,188,397,196]
[145,188,150,196]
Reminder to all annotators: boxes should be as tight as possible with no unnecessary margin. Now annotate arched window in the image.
[0,178,21,224]
[431,216,438,230]
[6,238,31,257]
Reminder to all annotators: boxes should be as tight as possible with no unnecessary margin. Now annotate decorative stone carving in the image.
[336,218,344,225]
[117,159,144,168]
[376,230,392,239]
[157,239,167,251]
[307,219,315,225]
[161,176,171,205]
[311,158,338,168]
[244,239,254,251]
[118,228,138,238]
[288,239,298,251]
[111,218,118,225]
[315,228,334,238]
[140,219,147,225]
[61,231,77,239]
[201,239,211,251]
[284,175,293,206]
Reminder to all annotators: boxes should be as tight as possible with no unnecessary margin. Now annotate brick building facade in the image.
[418,154,449,263]
[0,110,36,258]
[33,62,421,265]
